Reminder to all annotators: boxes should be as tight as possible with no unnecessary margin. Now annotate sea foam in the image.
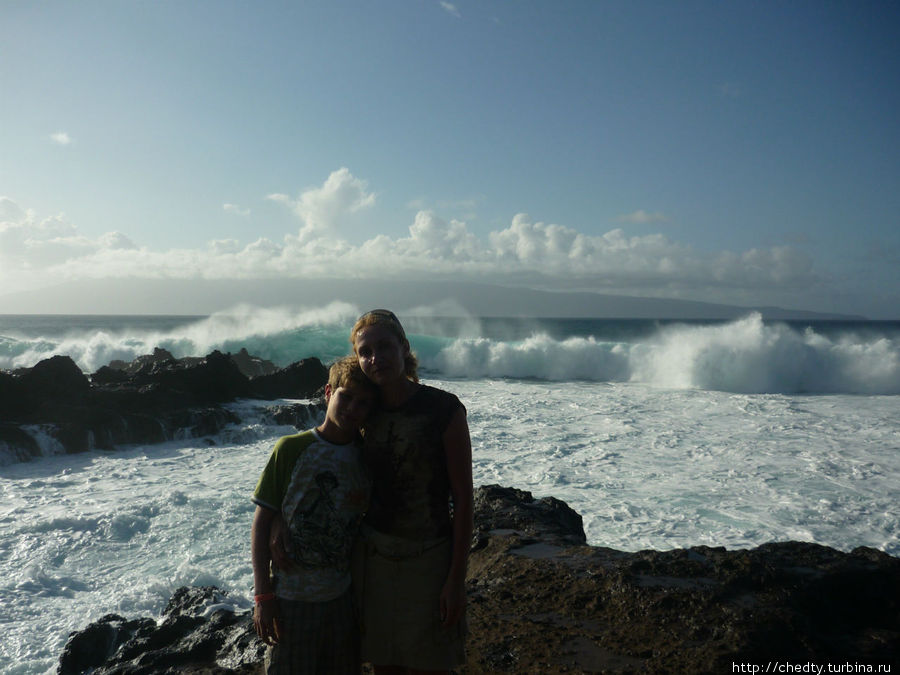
[2,310,898,394]
[631,313,900,394]
[427,314,900,394]
[0,302,360,373]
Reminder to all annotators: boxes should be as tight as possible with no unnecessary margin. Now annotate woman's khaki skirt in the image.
[354,527,466,670]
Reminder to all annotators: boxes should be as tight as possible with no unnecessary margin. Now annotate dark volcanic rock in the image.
[117,350,250,402]
[105,348,178,376]
[59,485,900,674]
[1,356,91,419]
[2,351,328,460]
[230,348,279,379]
[19,355,91,402]
[261,401,327,429]
[247,358,327,400]
[0,422,42,461]
[57,614,155,675]
[464,488,900,673]
[58,587,262,675]
[473,483,587,547]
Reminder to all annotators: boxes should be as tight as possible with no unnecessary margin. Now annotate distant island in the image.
[0,277,866,320]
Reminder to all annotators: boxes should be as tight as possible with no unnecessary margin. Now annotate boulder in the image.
[230,349,279,379]
[472,483,587,546]
[247,358,327,400]
[0,370,26,416]
[57,588,261,675]
[18,355,90,403]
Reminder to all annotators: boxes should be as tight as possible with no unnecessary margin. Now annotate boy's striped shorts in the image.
[265,589,359,675]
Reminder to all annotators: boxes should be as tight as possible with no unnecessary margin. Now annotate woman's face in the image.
[354,323,408,386]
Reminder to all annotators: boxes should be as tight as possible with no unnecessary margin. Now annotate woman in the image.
[350,309,473,674]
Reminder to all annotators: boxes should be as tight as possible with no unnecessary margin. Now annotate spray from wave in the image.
[423,313,899,394]
[1,309,897,395]
[0,302,360,372]
[629,313,899,394]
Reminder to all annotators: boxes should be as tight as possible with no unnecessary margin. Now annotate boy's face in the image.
[324,384,375,432]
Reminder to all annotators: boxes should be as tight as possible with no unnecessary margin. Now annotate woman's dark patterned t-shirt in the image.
[362,385,464,540]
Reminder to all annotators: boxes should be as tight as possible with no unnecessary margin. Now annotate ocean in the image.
[1,304,898,674]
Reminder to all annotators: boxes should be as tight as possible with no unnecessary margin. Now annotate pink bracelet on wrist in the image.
[254,593,276,604]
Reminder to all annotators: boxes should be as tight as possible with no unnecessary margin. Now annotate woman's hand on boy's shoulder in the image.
[268,513,294,571]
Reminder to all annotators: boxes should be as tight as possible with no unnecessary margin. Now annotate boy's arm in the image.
[251,505,280,645]
[440,407,474,628]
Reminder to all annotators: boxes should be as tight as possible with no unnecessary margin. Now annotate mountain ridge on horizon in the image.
[0,277,867,321]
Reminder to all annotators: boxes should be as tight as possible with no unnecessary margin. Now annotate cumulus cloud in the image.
[268,167,376,243]
[400,211,481,260]
[0,175,821,306]
[491,214,581,265]
[208,239,242,255]
[50,132,73,145]
[0,198,136,271]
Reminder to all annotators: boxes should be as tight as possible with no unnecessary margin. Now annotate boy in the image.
[251,355,377,674]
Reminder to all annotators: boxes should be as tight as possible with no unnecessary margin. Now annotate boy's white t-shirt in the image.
[252,428,370,601]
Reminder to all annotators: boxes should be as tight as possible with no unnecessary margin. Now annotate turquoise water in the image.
[2,308,898,393]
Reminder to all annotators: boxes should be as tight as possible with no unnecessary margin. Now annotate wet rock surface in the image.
[59,485,899,674]
[1,350,327,459]
[57,587,263,675]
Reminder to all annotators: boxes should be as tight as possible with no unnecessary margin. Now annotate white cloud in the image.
[50,132,73,145]
[712,246,814,287]
[97,231,137,250]
[0,198,136,272]
[440,2,461,18]
[0,183,822,309]
[0,196,28,222]
[618,210,667,225]
[208,239,242,255]
[270,168,376,243]
[490,214,581,265]
[383,210,481,263]
[223,203,250,216]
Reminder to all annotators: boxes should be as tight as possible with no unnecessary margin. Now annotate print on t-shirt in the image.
[289,470,347,569]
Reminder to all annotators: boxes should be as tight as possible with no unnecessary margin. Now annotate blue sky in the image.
[1,1,898,317]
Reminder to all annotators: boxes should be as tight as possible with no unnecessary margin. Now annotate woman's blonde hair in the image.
[350,309,419,383]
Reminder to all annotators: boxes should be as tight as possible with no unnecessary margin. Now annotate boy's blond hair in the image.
[328,355,380,396]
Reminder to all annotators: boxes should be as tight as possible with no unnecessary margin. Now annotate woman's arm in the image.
[441,407,474,628]
[268,512,294,571]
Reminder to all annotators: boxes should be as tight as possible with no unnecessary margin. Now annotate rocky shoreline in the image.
[58,485,899,674]
[7,351,898,672]
[0,349,327,461]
